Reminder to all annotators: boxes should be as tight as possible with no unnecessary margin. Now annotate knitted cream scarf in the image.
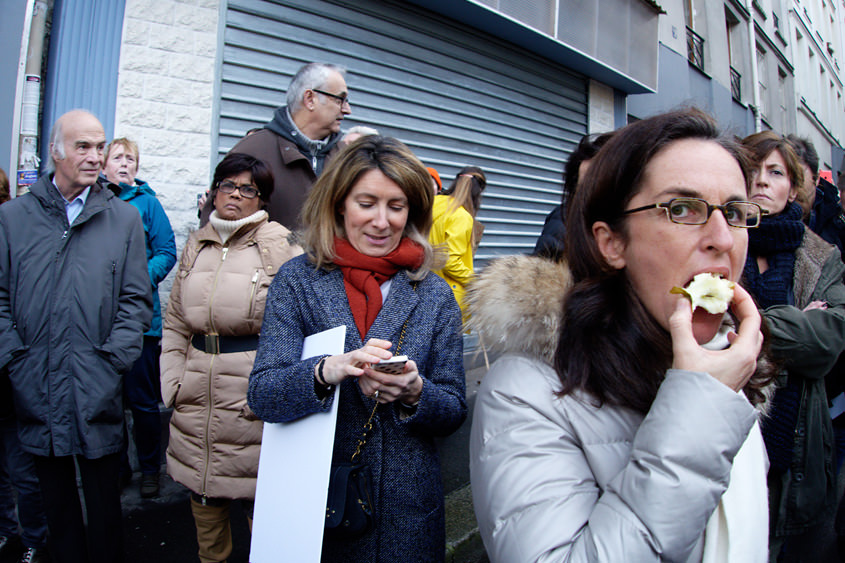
[209,209,267,243]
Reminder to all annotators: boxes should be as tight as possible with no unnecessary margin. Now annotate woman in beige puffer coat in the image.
[161,153,301,563]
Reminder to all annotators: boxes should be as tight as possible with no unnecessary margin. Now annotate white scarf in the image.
[209,209,267,243]
[700,322,769,563]
[701,420,769,562]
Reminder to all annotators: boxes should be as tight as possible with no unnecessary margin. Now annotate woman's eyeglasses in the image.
[217,181,259,199]
[623,197,764,228]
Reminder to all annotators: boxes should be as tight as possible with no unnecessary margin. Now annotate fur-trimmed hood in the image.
[465,255,570,364]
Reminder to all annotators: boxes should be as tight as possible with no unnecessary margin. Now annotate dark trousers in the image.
[0,421,48,548]
[121,336,162,475]
[33,452,124,563]
[834,416,845,559]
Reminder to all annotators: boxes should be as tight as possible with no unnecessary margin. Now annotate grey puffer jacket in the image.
[0,174,152,458]
[467,255,764,562]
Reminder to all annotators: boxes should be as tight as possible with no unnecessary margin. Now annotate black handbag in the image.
[324,392,379,541]
[324,462,374,539]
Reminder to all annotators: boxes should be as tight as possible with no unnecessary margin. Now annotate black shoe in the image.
[0,536,23,563]
[19,547,49,563]
[140,472,160,498]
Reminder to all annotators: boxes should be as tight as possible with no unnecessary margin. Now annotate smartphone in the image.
[371,355,408,375]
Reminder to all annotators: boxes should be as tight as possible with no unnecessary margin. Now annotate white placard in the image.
[250,325,346,563]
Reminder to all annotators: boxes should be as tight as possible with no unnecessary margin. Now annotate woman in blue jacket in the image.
[103,138,177,498]
[249,136,467,562]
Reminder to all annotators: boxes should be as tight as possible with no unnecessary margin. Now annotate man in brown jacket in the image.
[202,62,351,229]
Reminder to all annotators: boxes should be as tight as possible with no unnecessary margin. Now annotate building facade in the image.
[629,0,844,178]
[789,0,845,172]
[3,0,843,269]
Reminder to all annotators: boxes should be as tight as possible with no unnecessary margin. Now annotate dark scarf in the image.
[762,377,803,473]
[264,106,340,175]
[333,237,424,340]
[746,202,806,474]
[743,201,805,309]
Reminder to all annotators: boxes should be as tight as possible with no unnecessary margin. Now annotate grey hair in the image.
[343,125,379,138]
[47,117,66,172]
[286,63,346,113]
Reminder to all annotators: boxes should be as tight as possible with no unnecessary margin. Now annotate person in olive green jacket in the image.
[741,131,845,561]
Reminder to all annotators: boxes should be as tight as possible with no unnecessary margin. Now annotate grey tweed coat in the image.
[248,254,467,563]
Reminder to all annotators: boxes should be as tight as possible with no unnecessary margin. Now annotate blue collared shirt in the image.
[52,182,91,225]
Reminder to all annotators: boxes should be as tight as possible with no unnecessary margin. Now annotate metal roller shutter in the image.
[216,0,587,263]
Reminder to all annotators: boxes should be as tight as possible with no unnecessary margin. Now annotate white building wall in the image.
[655,0,689,58]
[655,0,741,92]
[113,0,220,275]
[588,80,615,133]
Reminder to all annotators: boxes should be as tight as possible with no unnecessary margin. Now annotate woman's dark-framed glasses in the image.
[218,180,259,199]
[623,197,764,228]
[312,88,349,107]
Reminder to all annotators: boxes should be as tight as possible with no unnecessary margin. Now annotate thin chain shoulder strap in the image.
[350,280,417,462]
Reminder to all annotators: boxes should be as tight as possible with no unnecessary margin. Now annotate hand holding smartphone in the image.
[371,355,408,375]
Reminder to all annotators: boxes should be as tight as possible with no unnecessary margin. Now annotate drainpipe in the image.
[748,15,762,132]
[16,0,48,195]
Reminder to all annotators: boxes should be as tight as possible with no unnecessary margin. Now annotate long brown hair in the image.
[557,108,774,413]
[442,166,486,217]
[0,167,9,204]
[442,166,486,249]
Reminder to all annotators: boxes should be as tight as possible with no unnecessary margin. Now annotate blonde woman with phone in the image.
[248,136,467,562]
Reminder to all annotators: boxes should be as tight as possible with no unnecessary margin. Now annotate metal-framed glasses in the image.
[622,197,764,228]
[217,180,260,199]
[312,88,350,107]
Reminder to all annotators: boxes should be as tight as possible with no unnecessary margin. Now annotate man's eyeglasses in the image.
[217,180,260,199]
[312,88,350,107]
[623,197,764,228]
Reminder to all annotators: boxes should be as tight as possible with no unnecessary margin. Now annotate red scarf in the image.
[333,236,424,340]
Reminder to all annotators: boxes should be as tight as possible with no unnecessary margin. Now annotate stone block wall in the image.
[113,0,220,303]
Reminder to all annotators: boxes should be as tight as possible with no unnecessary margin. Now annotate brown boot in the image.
[190,495,233,563]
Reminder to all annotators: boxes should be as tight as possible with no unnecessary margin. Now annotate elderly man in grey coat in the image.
[0,109,152,563]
